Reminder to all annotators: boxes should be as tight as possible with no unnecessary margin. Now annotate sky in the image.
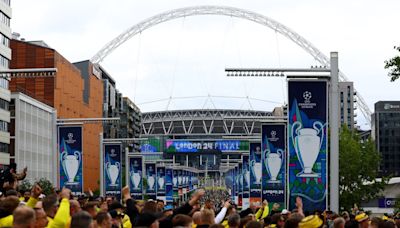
[11,0,400,129]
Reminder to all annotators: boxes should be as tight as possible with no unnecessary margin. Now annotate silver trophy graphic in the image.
[292,121,324,177]
[264,149,283,183]
[147,167,155,190]
[178,174,182,185]
[250,160,262,184]
[243,168,250,188]
[106,162,120,186]
[158,171,165,190]
[130,170,142,190]
[61,150,80,184]
[173,176,178,187]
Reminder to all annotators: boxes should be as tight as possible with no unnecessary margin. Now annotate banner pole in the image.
[99,133,104,196]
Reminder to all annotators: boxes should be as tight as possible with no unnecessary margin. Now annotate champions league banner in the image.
[288,80,328,211]
[58,126,83,196]
[242,154,250,209]
[128,156,143,200]
[249,142,262,205]
[165,168,173,206]
[156,166,166,200]
[261,124,286,204]
[103,143,122,198]
[234,166,238,205]
[238,163,243,208]
[172,169,178,200]
[145,163,157,200]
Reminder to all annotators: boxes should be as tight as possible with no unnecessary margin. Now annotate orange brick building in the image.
[10,40,103,191]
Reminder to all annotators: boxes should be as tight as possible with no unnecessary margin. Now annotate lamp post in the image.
[225,52,340,212]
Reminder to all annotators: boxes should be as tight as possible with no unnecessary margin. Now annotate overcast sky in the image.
[11,0,400,128]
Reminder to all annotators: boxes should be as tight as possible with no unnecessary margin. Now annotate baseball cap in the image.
[299,215,323,228]
[108,201,124,211]
[281,209,289,215]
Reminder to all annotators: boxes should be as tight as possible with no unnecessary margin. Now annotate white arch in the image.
[91,5,371,123]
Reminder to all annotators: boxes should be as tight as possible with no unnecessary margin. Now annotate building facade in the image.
[339,81,356,129]
[120,97,141,152]
[10,40,104,191]
[10,92,57,183]
[373,101,400,176]
[0,0,11,165]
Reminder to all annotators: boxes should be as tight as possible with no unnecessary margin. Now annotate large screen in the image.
[165,140,249,153]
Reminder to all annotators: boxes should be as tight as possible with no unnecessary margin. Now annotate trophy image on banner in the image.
[243,168,250,188]
[61,150,81,184]
[147,166,155,190]
[158,170,165,190]
[264,149,283,183]
[106,162,120,186]
[250,160,262,184]
[178,173,182,185]
[130,169,142,190]
[292,121,324,177]
[173,175,178,187]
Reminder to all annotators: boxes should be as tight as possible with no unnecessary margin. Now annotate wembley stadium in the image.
[139,107,286,181]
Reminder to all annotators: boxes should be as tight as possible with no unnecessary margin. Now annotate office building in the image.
[10,40,104,190]
[372,101,400,176]
[339,81,356,129]
[0,0,11,166]
[9,92,57,183]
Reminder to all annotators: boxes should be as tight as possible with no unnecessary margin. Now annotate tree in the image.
[36,178,54,196]
[339,126,389,211]
[384,46,400,81]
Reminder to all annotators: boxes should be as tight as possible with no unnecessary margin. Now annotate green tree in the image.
[339,126,389,211]
[36,178,54,196]
[384,46,400,81]
[19,179,33,192]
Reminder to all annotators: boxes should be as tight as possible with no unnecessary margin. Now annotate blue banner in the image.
[165,140,249,153]
[288,80,328,212]
[156,166,166,199]
[249,142,262,204]
[172,169,179,200]
[165,168,174,206]
[238,163,243,208]
[58,126,83,196]
[261,124,286,204]
[145,163,157,200]
[128,156,143,200]
[242,154,250,209]
[104,143,122,198]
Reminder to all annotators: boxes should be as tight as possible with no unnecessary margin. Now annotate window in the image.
[0,98,8,110]
[0,33,9,47]
[0,142,7,153]
[0,55,8,68]
[1,0,10,6]
[0,11,10,26]
[0,120,7,132]
[0,78,8,89]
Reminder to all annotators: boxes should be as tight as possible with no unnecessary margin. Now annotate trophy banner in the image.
[145,163,157,200]
[165,168,174,206]
[261,124,286,205]
[249,142,262,205]
[156,166,166,197]
[58,126,83,196]
[172,169,179,200]
[238,163,243,208]
[128,156,143,200]
[234,166,238,205]
[288,80,328,212]
[242,154,250,209]
[104,143,122,198]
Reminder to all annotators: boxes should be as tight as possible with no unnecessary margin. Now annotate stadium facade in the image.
[140,108,285,180]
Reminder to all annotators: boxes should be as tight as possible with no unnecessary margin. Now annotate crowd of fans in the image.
[0,164,399,228]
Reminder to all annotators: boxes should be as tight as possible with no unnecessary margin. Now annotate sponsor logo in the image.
[384,103,400,110]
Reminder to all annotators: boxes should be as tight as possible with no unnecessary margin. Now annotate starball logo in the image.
[299,91,317,109]
[66,133,76,144]
[268,130,279,142]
